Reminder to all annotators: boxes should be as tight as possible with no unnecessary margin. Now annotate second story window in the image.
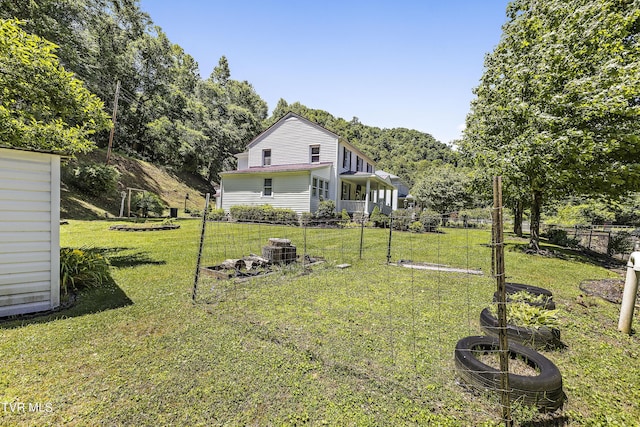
[356,156,363,172]
[342,147,349,169]
[262,149,271,166]
[366,163,372,173]
[310,145,320,163]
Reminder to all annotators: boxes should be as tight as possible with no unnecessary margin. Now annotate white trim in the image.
[50,156,60,308]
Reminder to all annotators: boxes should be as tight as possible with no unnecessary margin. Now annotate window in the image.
[342,147,349,169]
[263,178,273,196]
[366,163,372,173]
[262,149,271,166]
[341,182,351,200]
[312,177,329,199]
[356,156,363,172]
[310,145,320,163]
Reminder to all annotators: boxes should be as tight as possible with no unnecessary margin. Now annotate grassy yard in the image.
[1,220,639,426]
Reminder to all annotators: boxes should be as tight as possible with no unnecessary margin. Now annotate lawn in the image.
[1,220,639,426]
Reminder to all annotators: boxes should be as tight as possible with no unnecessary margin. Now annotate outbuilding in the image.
[0,147,61,317]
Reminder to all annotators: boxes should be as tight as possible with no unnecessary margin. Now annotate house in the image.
[219,112,395,216]
[0,147,61,317]
[375,170,414,210]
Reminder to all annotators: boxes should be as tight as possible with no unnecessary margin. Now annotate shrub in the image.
[316,200,337,219]
[419,209,441,232]
[489,302,559,330]
[409,221,424,233]
[60,248,112,296]
[207,208,226,221]
[391,208,417,231]
[64,163,119,197]
[132,192,166,217]
[608,231,633,256]
[544,228,579,247]
[229,205,298,225]
[369,206,389,228]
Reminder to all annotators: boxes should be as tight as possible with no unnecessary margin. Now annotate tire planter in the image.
[493,282,556,310]
[480,308,562,350]
[454,335,564,411]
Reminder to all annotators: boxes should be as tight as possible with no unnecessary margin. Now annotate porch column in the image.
[365,178,371,214]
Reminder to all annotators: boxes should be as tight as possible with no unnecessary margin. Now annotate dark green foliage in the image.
[315,200,337,219]
[419,210,441,232]
[391,208,416,231]
[544,228,579,248]
[64,163,120,197]
[369,206,388,228]
[132,192,166,217]
[607,231,633,257]
[59,247,112,296]
[229,205,298,225]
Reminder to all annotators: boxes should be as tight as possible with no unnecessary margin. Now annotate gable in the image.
[247,114,338,168]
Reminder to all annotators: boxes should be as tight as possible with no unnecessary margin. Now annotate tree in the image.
[462,0,640,249]
[0,19,110,154]
[411,165,471,225]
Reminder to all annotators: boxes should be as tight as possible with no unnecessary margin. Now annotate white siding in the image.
[248,115,338,167]
[0,148,60,317]
[221,172,311,214]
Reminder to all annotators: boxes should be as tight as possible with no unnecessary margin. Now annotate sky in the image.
[138,1,511,145]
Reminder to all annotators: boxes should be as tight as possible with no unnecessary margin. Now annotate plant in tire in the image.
[482,304,562,350]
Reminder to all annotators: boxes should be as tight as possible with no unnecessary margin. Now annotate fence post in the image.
[191,193,210,302]
[387,215,393,264]
[359,213,365,259]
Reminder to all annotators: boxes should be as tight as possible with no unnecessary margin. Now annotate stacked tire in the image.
[454,283,565,412]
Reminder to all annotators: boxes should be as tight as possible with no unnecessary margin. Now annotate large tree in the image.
[0,19,110,154]
[462,0,640,249]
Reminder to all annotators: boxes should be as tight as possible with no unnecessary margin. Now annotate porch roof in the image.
[340,171,395,188]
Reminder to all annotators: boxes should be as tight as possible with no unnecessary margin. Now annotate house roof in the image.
[221,162,332,175]
[340,170,395,188]
[0,145,65,156]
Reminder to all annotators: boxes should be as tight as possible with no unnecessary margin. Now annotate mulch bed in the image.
[580,278,630,304]
[109,224,180,231]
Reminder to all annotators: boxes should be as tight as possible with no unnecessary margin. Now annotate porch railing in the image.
[339,200,392,216]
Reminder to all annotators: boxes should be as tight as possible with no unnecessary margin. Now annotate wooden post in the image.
[192,193,210,302]
[106,80,120,165]
[493,176,512,426]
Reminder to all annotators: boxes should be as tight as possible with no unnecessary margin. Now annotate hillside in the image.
[61,149,214,220]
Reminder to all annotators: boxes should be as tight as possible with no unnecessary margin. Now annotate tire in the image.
[493,283,556,310]
[454,335,564,411]
[479,308,562,350]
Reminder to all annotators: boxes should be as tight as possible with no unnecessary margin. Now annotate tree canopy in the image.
[462,0,640,247]
[0,19,110,154]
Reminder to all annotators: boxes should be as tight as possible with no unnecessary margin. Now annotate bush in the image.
[409,221,424,233]
[64,163,119,197]
[544,228,579,247]
[60,248,112,296]
[391,208,417,231]
[419,209,441,232]
[316,200,337,219]
[369,206,389,228]
[207,208,226,221]
[608,231,633,256]
[132,192,166,217]
[229,205,298,225]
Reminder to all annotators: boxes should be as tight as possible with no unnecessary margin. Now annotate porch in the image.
[338,171,395,216]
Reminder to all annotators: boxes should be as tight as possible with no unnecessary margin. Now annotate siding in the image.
[0,148,60,317]
[248,115,338,167]
[221,172,311,214]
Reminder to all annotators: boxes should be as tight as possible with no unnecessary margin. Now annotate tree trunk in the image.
[513,200,523,237]
[529,191,542,250]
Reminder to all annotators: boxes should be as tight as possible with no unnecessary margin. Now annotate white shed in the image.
[0,147,61,317]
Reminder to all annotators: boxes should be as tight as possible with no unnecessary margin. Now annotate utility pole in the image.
[105,79,121,165]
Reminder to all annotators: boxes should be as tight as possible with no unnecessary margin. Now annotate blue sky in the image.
[139,1,510,145]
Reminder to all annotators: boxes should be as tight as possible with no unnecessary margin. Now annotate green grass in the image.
[1,220,638,425]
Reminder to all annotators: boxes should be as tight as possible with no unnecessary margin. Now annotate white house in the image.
[219,112,395,215]
[0,147,61,317]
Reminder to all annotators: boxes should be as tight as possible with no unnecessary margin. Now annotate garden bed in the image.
[109,223,180,231]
